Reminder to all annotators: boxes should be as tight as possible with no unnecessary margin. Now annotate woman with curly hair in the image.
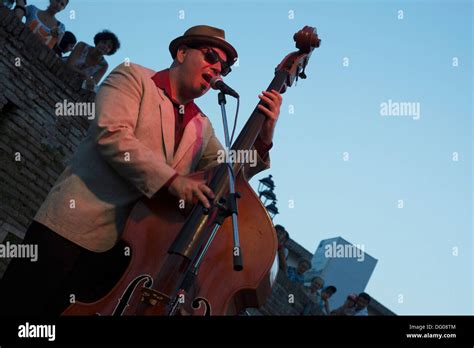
[67,30,120,91]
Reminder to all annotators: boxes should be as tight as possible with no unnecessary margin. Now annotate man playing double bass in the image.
[0,25,282,316]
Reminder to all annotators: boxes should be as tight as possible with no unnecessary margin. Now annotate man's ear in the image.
[176,46,188,64]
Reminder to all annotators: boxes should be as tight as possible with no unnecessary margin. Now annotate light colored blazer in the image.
[34,63,270,252]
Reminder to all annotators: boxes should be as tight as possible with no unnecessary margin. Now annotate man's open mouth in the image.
[202,73,212,84]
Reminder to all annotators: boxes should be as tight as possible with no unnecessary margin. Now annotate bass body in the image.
[62,170,277,315]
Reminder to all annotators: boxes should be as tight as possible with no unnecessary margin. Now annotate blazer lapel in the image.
[172,116,204,170]
[157,91,175,164]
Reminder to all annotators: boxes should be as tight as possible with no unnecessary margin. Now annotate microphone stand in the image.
[217,91,243,271]
[167,91,243,315]
[184,92,243,271]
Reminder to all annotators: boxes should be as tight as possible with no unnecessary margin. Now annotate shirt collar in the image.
[151,69,202,116]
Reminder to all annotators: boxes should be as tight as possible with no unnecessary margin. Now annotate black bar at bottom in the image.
[0,316,473,345]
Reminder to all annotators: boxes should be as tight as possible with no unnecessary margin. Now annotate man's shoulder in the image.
[109,62,157,80]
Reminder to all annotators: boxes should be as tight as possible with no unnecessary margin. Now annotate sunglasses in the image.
[188,45,231,76]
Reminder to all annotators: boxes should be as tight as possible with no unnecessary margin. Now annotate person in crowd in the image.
[318,285,337,315]
[353,292,371,316]
[53,30,77,58]
[275,224,289,273]
[2,0,15,10]
[302,284,336,316]
[67,30,120,91]
[14,0,68,49]
[304,276,324,299]
[330,293,358,316]
[301,275,325,315]
[287,258,311,284]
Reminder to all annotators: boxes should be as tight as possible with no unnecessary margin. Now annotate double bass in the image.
[62,26,321,316]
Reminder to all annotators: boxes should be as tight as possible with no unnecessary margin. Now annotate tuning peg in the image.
[299,63,308,79]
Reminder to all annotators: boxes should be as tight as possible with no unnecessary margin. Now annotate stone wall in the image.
[0,4,94,275]
[246,271,323,316]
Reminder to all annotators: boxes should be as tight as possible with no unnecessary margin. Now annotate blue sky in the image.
[43,0,472,314]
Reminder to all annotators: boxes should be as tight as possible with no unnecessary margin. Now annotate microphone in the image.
[210,76,240,98]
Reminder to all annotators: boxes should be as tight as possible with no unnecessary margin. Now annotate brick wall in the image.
[245,271,323,316]
[0,4,94,275]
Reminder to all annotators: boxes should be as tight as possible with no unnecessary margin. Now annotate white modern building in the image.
[304,236,378,311]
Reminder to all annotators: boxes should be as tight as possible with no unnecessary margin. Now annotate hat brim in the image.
[169,35,238,66]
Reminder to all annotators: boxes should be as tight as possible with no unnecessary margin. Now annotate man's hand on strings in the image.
[168,175,215,209]
[257,89,282,145]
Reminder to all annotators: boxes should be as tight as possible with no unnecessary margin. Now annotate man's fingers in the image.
[263,90,281,103]
[194,188,210,209]
[257,104,273,116]
[263,90,277,98]
[199,184,215,199]
[176,177,215,209]
[258,94,273,107]
[269,89,283,102]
